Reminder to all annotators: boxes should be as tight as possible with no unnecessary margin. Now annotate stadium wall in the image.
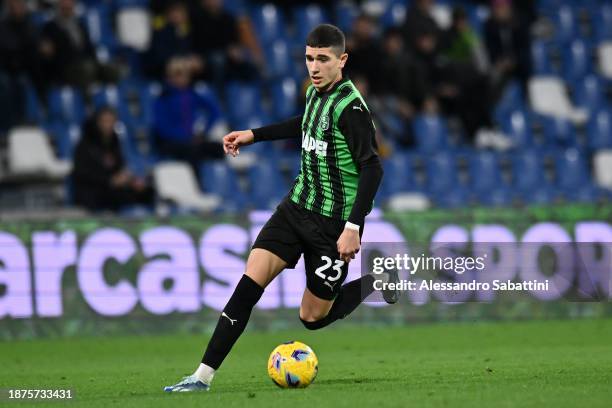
[1,204,611,339]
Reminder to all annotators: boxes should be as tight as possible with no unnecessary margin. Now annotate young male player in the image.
[164,23,396,392]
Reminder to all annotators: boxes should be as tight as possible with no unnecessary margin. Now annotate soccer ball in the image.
[267,341,318,388]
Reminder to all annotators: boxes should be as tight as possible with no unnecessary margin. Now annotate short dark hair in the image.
[306,24,345,55]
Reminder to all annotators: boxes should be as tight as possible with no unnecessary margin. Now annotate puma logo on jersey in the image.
[302,133,328,156]
[323,281,336,291]
[352,104,363,111]
[221,312,237,325]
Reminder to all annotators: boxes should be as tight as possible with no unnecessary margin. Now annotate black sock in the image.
[202,274,264,369]
[301,274,375,330]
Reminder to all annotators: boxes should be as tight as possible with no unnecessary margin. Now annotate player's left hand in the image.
[337,228,360,264]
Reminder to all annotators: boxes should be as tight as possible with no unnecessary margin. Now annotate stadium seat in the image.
[248,161,287,209]
[265,40,293,79]
[528,76,588,124]
[553,6,577,43]
[271,77,299,120]
[573,75,606,113]
[47,87,86,124]
[380,152,418,199]
[335,2,359,32]
[542,116,576,146]
[512,149,547,192]
[426,152,457,194]
[593,149,612,190]
[520,185,559,205]
[251,4,286,46]
[469,151,503,193]
[200,161,248,211]
[294,5,328,45]
[531,40,554,75]
[85,3,117,50]
[431,187,469,209]
[477,187,514,207]
[562,39,592,82]
[225,82,263,124]
[380,1,407,28]
[44,122,81,160]
[8,127,72,179]
[413,114,449,153]
[116,7,151,51]
[593,3,612,41]
[555,148,589,190]
[500,109,533,147]
[387,193,431,211]
[587,109,612,149]
[24,80,44,124]
[153,161,221,212]
[598,42,612,79]
[493,80,524,122]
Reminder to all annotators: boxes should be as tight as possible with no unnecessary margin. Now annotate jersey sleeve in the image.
[252,115,302,142]
[338,99,384,227]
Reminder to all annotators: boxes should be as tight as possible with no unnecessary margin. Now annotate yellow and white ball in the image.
[267,341,318,388]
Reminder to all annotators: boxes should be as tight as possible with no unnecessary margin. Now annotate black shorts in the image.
[252,197,362,300]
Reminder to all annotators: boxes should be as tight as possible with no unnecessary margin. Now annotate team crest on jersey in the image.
[319,115,329,131]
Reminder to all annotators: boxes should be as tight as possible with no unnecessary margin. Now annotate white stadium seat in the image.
[117,8,151,51]
[598,42,612,79]
[593,149,612,190]
[387,193,431,212]
[8,127,71,179]
[528,76,588,124]
[153,161,221,212]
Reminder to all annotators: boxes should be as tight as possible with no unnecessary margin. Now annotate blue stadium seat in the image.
[563,39,592,82]
[573,75,606,113]
[294,5,328,45]
[44,122,81,160]
[413,114,449,153]
[542,116,576,146]
[493,80,524,122]
[200,161,248,211]
[426,152,457,194]
[469,151,503,193]
[477,187,514,207]
[593,3,612,41]
[563,184,606,203]
[520,185,559,205]
[251,4,286,46]
[271,77,299,120]
[265,40,293,79]
[555,148,589,190]
[84,3,117,50]
[587,109,612,149]
[335,2,359,32]
[47,87,86,124]
[511,149,547,192]
[531,40,554,75]
[432,187,469,209]
[500,109,532,147]
[553,5,577,43]
[248,161,287,209]
[225,81,263,124]
[381,1,407,28]
[380,152,418,199]
[24,80,44,124]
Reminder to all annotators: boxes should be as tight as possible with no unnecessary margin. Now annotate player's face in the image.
[305,46,347,91]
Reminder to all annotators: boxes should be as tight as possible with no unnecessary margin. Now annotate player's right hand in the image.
[223,130,254,157]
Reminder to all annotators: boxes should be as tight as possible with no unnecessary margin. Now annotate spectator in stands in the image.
[38,0,117,89]
[402,0,440,51]
[441,6,489,74]
[72,107,154,212]
[0,0,39,133]
[345,14,383,92]
[152,57,224,171]
[147,0,204,79]
[191,0,259,83]
[484,0,532,93]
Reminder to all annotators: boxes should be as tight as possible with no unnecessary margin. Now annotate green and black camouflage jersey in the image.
[251,76,382,224]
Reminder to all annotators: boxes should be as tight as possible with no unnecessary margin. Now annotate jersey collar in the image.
[314,75,350,97]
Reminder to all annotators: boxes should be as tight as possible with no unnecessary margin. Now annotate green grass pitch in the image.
[1,318,611,407]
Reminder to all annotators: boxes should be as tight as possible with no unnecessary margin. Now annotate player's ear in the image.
[339,52,348,68]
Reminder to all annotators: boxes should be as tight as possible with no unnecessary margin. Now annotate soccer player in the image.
[164,23,397,393]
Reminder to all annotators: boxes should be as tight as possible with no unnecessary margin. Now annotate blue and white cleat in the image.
[164,375,210,393]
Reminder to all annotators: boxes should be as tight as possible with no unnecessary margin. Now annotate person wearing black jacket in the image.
[72,108,154,212]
